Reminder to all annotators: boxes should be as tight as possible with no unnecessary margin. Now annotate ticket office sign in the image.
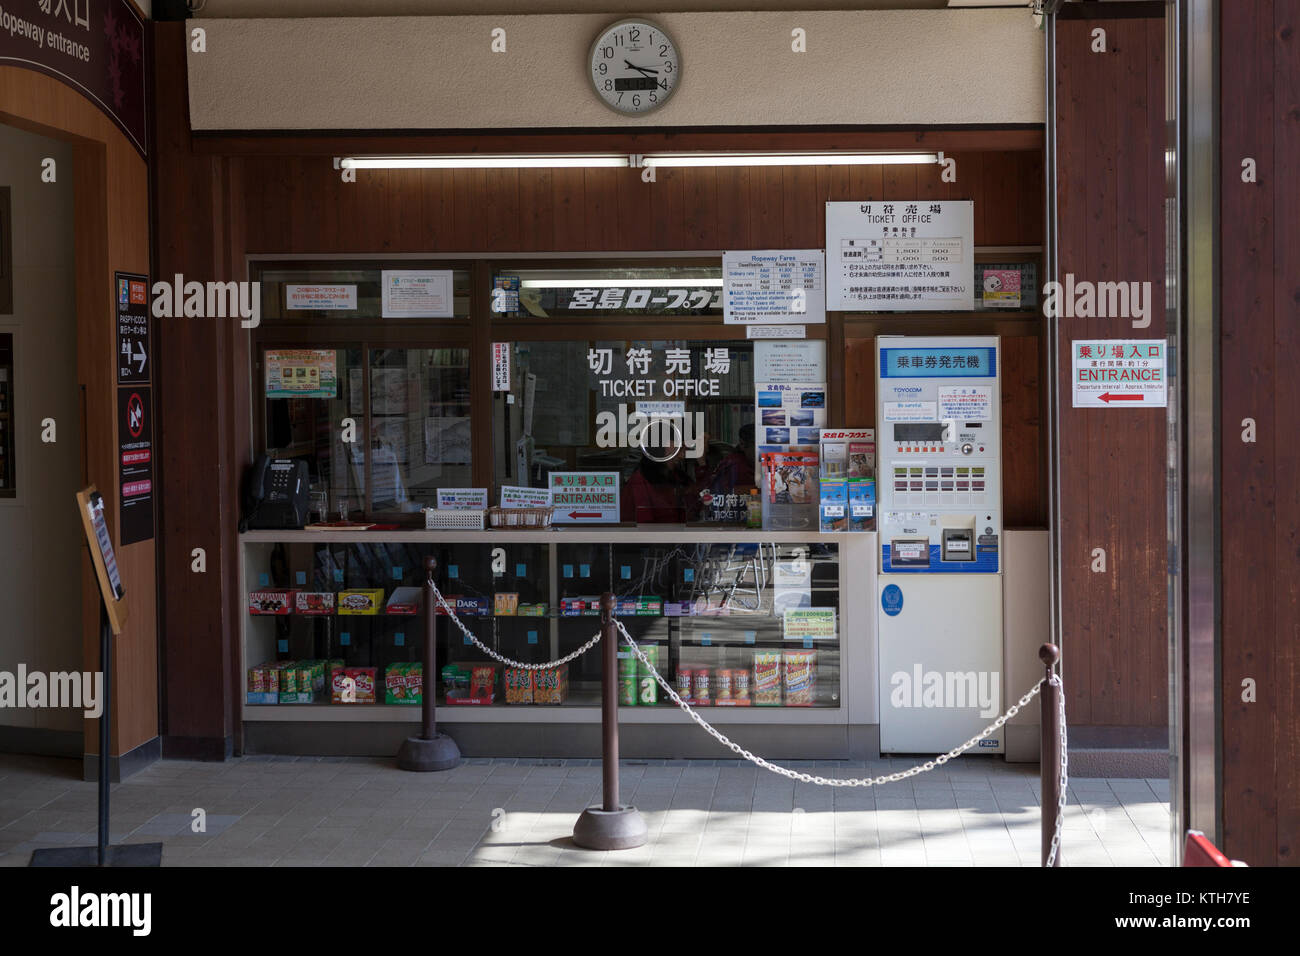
[826,201,974,312]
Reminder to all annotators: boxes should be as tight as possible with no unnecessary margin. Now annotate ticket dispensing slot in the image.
[942,527,975,562]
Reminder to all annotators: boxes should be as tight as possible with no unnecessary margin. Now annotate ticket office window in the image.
[259,345,472,516]
[493,339,756,523]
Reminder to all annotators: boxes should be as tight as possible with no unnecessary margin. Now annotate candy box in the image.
[279,663,316,704]
[517,603,548,617]
[246,662,284,704]
[663,600,694,617]
[385,662,423,704]
[753,651,783,706]
[533,665,569,705]
[331,666,376,703]
[456,596,491,617]
[445,663,498,705]
[385,587,422,615]
[504,667,534,704]
[337,589,384,615]
[560,597,585,617]
[783,649,817,706]
[295,591,335,615]
[494,592,520,616]
[249,589,296,615]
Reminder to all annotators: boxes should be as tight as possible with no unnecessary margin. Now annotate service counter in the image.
[240,528,1046,760]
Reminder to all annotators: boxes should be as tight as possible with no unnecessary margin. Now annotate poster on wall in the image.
[492,343,511,391]
[756,382,826,451]
[381,270,455,318]
[115,272,150,385]
[826,200,974,311]
[117,386,154,545]
[723,250,825,324]
[265,349,338,399]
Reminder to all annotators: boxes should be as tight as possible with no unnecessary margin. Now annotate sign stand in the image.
[30,487,162,867]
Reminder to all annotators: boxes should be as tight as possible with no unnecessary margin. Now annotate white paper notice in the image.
[754,340,827,383]
[937,386,992,421]
[826,200,974,311]
[723,250,825,324]
[381,270,455,318]
[285,284,357,311]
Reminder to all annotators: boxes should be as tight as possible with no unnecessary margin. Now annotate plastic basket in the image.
[487,506,554,529]
[422,508,487,531]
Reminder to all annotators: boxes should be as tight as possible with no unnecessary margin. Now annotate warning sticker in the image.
[937,386,992,421]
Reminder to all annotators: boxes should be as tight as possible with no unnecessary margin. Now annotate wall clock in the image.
[588,19,680,115]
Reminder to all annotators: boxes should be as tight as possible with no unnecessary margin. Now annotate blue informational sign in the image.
[882,584,904,617]
[879,347,996,378]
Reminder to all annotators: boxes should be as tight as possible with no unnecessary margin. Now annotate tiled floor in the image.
[0,753,1171,867]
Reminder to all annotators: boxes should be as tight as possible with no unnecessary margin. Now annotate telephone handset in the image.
[241,455,310,531]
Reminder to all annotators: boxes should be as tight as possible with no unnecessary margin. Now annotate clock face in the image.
[588,19,680,115]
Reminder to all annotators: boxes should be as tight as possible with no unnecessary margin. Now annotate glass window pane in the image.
[262,347,365,517]
[258,267,474,320]
[368,347,472,513]
[496,339,755,523]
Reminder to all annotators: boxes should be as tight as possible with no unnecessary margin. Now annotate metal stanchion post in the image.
[1040,642,1062,867]
[573,592,648,850]
[397,556,461,772]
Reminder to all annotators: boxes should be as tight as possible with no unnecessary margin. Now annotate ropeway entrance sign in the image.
[1071,339,1167,408]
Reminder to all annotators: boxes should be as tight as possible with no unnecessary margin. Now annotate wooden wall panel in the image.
[1054,15,1167,728]
[1219,0,1297,868]
[239,150,1041,256]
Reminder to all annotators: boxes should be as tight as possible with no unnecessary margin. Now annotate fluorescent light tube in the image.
[520,278,724,289]
[339,155,631,170]
[641,152,940,168]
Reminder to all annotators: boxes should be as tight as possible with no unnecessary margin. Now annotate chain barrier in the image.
[427,579,602,671]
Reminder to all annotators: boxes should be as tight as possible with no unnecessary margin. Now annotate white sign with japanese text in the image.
[492,342,511,391]
[1071,340,1167,408]
[381,270,454,318]
[826,200,974,312]
[723,250,825,324]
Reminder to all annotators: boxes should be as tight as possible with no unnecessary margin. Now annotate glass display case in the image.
[243,533,841,713]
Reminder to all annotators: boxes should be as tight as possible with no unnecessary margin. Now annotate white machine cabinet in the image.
[875,336,1005,754]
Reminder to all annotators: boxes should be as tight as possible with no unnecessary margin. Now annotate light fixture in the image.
[338,154,631,170]
[520,278,723,289]
[640,151,941,168]
[336,151,940,171]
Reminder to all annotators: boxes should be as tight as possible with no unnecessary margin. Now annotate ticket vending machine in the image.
[875,336,1004,753]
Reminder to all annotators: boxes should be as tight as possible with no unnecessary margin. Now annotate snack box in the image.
[617,596,663,616]
[504,666,534,704]
[384,662,423,704]
[753,650,783,706]
[560,597,586,617]
[249,589,297,615]
[783,649,817,707]
[279,662,319,704]
[246,662,285,704]
[517,602,548,617]
[445,662,499,705]
[331,665,376,703]
[435,595,490,617]
[295,591,335,615]
[533,665,569,705]
[494,592,520,616]
[337,588,384,616]
[385,586,422,615]
[663,600,695,617]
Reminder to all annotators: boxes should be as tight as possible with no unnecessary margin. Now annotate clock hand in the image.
[624,60,660,76]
